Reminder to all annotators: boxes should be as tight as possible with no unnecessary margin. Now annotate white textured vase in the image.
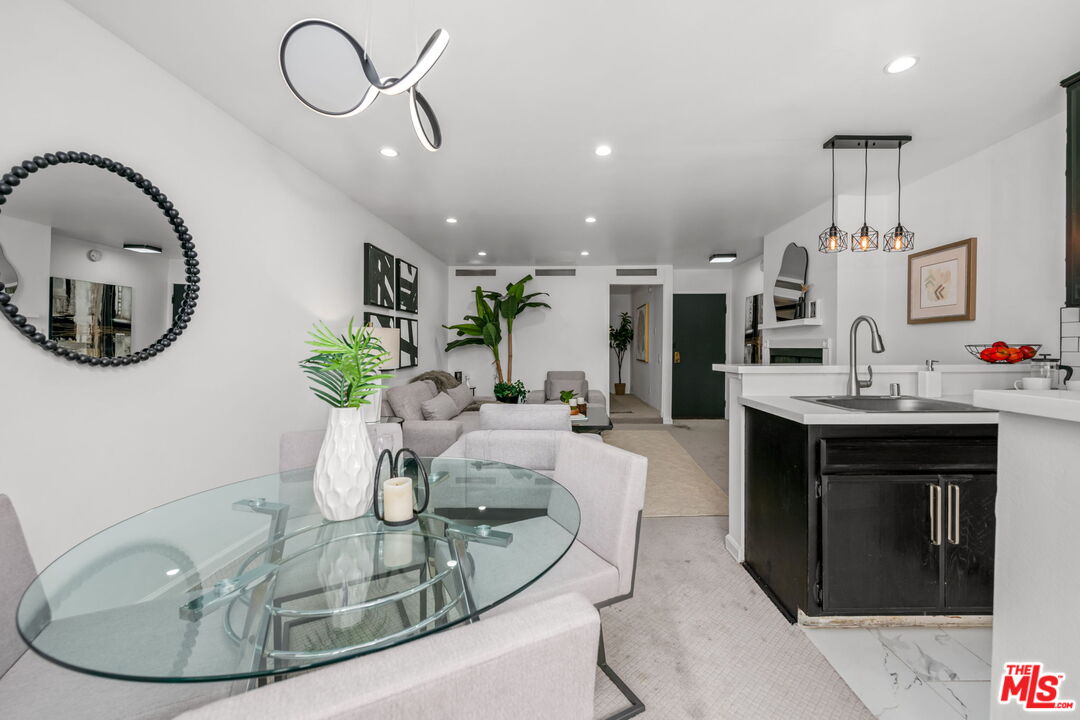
[314,407,376,521]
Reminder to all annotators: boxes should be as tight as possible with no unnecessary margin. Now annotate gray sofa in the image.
[382,380,488,457]
[526,370,607,412]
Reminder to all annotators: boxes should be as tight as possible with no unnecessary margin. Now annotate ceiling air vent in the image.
[616,268,658,276]
[455,269,496,276]
[535,269,576,277]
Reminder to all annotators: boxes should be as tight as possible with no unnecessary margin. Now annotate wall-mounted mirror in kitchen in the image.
[772,242,808,321]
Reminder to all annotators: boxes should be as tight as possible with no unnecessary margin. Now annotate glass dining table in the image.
[16,458,580,686]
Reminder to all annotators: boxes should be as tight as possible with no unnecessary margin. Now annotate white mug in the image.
[1015,377,1052,391]
[1065,380,1080,392]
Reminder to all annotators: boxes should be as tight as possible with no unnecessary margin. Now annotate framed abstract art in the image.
[396,317,418,368]
[907,237,977,324]
[395,258,418,314]
[364,243,395,309]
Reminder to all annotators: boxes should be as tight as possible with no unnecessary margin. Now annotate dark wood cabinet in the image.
[1063,71,1080,306]
[821,475,941,613]
[744,407,998,620]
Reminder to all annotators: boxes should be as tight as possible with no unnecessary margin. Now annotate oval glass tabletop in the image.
[16,458,580,682]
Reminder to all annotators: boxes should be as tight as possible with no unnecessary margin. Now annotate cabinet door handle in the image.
[947,483,960,545]
[929,484,942,546]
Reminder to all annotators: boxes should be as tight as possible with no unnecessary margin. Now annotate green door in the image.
[672,293,726,418]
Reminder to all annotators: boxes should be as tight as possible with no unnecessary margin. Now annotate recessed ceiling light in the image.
[884,56,918,74]
[477,251,487,256]
[445,217,458,224]
[165,568,180,577]
[379,147,398,157]
[123,243,163,254]
[709,253,737,264]
[585,216,597,224]
[580,250,590,256]
[594,144,612,157]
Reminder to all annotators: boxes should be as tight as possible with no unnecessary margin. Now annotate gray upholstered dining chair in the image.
[440,428,600,476]
[174,592,600,720]
[483,433,648,719]
[0,495,229,720]
[279,423,403,472]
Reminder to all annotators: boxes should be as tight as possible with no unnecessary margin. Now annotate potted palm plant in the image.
[300,319,392,521]
[609,311,633,395]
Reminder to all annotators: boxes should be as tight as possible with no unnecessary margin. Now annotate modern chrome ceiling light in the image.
[279,19,449,151]
[851,144,879,252]
[885,56,918,74]
[709,253,737,263]
[818,145,848,253]
[123,243,163,254]
[883,144,915,252]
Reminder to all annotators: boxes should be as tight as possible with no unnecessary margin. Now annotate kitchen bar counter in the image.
[969,389,1080,719]
[741,395,998,425]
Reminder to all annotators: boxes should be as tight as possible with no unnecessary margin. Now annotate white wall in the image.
[629,285,664,411]
[0,214,50,319]
[761,112,1066,366]
[0,0,447,567]
[446,266,674,420]
[609,287,632,392]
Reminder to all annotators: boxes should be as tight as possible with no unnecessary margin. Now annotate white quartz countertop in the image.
[741,395,999,425]
[973,389,1080,424]
[714,363,1028,375]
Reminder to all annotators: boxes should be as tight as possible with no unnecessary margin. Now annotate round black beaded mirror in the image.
[0,152,198,366]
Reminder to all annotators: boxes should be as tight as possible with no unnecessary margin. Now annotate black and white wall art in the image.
[363,311,394,328]
[50,277,133,358]
[396,317,418,368]
[364,243,395,309]
[395,258,418,313]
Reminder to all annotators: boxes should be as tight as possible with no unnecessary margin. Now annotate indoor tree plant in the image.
[300,319,392,521]
[609,311,634,395]
[444,276,549,395]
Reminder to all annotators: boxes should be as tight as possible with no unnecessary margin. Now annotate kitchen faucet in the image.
[848,315,885,396]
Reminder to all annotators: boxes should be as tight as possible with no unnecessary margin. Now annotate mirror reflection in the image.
[0,162,184,358]
[773,242,809,321]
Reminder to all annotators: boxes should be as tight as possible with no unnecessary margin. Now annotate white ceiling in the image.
[65,0,1080,268]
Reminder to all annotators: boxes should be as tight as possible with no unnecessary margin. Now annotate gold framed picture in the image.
[907,237,977,324]
[634,303,650,362]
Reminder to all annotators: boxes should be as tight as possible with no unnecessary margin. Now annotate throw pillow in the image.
[421,392,459,421]
[387,381,437,421]
[548,379,586,401]
[445,383,473,413]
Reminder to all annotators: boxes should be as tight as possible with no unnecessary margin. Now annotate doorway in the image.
[672,293,726,418]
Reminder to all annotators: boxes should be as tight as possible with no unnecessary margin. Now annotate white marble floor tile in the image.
[930,682,992,720]
[803,628,961,719]
[944,628,993,664]
[873,628,991,682]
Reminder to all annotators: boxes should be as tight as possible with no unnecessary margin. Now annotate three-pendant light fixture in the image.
[819,135,914,254]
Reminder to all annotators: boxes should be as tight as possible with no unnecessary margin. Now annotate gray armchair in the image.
[176,593,600,720]
[526,370,607,412]
[0,495,228,720]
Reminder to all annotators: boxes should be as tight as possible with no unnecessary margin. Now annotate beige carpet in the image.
[604,430,728,517]
[594,517,872,719]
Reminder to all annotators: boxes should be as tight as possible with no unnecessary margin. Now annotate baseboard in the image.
[798,611,993,628]
[724,533,743,562]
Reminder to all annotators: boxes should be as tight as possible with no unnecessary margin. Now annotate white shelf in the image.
[761,317,823,330]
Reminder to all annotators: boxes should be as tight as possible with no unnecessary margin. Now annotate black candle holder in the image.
[373,448,430,526]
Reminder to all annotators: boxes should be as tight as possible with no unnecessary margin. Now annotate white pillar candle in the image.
[382,530,414,569]
[382,476,414,523]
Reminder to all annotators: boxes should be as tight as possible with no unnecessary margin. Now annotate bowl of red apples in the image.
[965,342,1041,364]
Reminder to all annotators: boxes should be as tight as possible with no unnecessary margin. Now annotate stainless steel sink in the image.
[794,395,990,413]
